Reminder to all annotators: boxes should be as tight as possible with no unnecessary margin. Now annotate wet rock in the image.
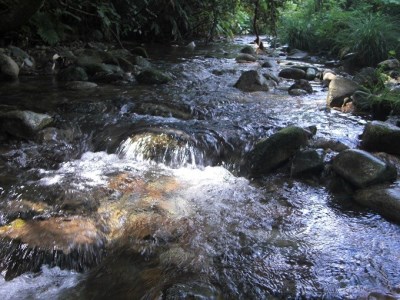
[361,121,400,155]
[311,138,350,152]
[0,53,19,80]
[327,77,359,107]
[278,68,306,80]
[248,126,310,176]
[91,71,125,83]
[234,70,269,92]
[261,60,277,68]
[57,66,88,82]
[354,187,400,223]
[0,217,105,279]
[289,89,308,96]
[134,56,152,68]
[262,70,280,84]
[136,69,172,84]
[0,110,53,140]
[378,58,400,71]
[306,68,317,80]
[164,281,221,300]
[240,45,256,55]
[332,149,397,188]
[36,127,74,144]
[289,79,313,94]
[0,199,50,222]
[291,149,325,176]
[235,53,257,63]
[64,81,98,90]
[8,46,35,72]
[287,49,309,60]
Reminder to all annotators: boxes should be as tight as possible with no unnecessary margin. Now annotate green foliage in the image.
[335,13,399,66]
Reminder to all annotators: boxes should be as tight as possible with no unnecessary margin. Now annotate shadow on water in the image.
[0,36,400,299]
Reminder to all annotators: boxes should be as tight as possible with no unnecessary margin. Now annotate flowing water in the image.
[0,37,399,299]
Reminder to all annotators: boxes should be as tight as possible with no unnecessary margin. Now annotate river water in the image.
[0,37,399,299]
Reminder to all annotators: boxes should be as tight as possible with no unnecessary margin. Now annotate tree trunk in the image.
[0,0,45,33]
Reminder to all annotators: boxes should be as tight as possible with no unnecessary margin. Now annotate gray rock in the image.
[378,58,400,70]
[289,79,313,94]
[355,187,400,223]
[136,69,172,84]
[278,68,306,80]
[306,68,317,80]
[240,45,256,55]
[0,110,53,139]
[57,66,88,82]
[248,126,310,176]
[327,77,359,107]
[261,60,277,68]
[291,149,325,176]
[235,53,257,62]
[64,81,98,90]
[332,149,397,188]
[361,121,400,155]
[262,71,280,84]
[234,70,269,92]
[289,89,308,96]
[322,70,336,82]
[134,56,152,68]
[0,53,19,80]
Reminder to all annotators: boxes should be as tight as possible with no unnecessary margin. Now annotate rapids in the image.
[0,36,399,299]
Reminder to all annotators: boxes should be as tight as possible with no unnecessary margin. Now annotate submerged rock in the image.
[136,69,172,84]
[0,217,105,279]
[361,121,400,155]
[248,126,310,176]
[332,149,397,188]
[355,187,400,223]
[234,70,269,92]
[0,110,53,139]
[327,77,359,107]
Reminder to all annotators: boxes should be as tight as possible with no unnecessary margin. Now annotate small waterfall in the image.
[117,132,205,168]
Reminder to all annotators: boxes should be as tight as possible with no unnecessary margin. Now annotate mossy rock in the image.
[361,121,400,155]
[240,45,256,55]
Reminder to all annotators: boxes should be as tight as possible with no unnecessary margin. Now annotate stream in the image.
[0,36,399,299]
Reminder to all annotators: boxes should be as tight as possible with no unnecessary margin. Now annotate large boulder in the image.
[278,68,306,80]
[234,70,269,92]
[361,121,400,155]
[0,110,53,140]
[0,53,19,80]
[327,77,359,107]
[332,149,397,188]
[354,187,400,223]
[248,126,310,176]
[136,69,172,84]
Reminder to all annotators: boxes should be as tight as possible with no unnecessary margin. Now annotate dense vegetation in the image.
[0,0,399,66]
